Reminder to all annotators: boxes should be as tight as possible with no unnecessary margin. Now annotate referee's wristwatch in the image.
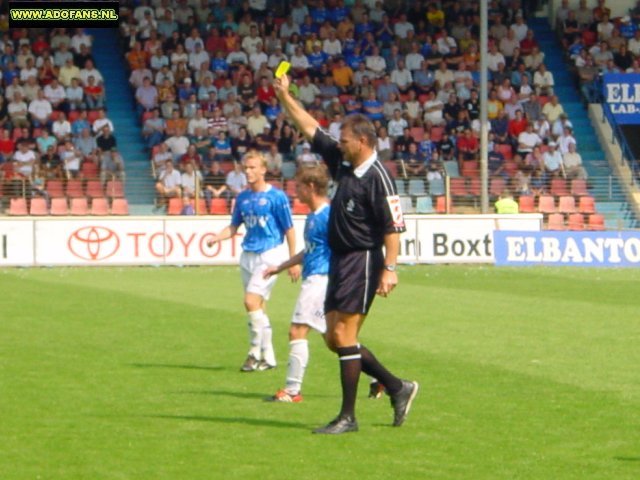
[384,264,397,272]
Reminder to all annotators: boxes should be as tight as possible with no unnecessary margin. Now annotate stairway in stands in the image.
[89,28,155,215]
[528,17,638,228]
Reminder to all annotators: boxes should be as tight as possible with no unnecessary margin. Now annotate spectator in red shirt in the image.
[32,34,50,57]
[256,76,276,109]
[519,30,539,56]
[0,130,15,159]
[205,28,227,54]
[178,144,202,172]
[508,110,528,139]
[457,128,479,161]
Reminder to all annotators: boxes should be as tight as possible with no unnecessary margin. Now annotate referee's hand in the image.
[376,270,398,297]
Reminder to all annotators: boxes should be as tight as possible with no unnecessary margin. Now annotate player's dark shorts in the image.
[325,248,384,315]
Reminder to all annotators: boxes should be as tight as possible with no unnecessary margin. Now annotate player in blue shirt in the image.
[208,150,299,372]
[263,163,331,402]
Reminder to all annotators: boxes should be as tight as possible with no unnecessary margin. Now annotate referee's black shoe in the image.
[390,380,419,427]
[312,415,359,434]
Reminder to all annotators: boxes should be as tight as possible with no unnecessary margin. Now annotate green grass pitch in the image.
[1,265,640,479]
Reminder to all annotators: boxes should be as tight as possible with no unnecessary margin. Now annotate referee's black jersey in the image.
[311,128,406,254]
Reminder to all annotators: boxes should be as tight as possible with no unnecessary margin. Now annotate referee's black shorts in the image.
[325,248,384,315]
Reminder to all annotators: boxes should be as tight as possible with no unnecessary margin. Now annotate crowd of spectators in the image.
[558,0,640,102]
[116,0,626,212]
[0,24,127,210]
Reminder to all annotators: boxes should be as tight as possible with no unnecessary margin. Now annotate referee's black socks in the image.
[337,345,361,419]
[359,345,403,396]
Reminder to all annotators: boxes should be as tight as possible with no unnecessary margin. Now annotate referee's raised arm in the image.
[273,74,319,142]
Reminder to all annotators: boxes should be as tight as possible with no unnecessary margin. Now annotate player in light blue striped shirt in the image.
[263,163,331,402]
[208,151,299,372]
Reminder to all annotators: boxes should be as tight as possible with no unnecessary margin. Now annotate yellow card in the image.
[275,61,291,79]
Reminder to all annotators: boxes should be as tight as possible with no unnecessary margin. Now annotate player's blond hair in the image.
[242,150,268,169]
[295,162,330,196]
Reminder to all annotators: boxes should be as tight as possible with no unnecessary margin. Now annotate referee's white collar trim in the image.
[353,151,377,178]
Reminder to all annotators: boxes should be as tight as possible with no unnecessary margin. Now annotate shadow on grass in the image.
[614,456,640,462]
[144,414,310,430]
[129,363,225,371]
[171,389,267,400]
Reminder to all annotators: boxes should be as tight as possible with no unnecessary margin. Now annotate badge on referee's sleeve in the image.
[386,195,405,228]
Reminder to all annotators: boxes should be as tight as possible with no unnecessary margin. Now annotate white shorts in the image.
[291,274,328,334]
[240,247,288,300]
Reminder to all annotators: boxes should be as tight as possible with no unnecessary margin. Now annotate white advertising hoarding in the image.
[0,219,34,266]
[0,215,542,266]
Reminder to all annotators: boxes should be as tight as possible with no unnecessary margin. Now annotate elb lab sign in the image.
[603,73,640,124]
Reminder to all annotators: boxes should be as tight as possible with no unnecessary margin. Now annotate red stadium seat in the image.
[550,178,569,197]
[537,195,556,214]
[468,177,481,196]
[111,198,129,215]
[518,195,535,213]
[588,213,605,231]
[70,197,89,215]
[209,198,228,214]
[558,195,576,214]
[568,213,585,231]
[46,180,65,198]
[450,177,468,197]
[547,213,565,230]
[68,110,81,123]
[578,195,596,214]
[81,161,99,179]
[430,126,444,142]
[9,198,28,215]
[50,198,68,216]
[167,197,183,215]
[220,161,235,174]
[410,127,424,142]
[571,179,588,197]
[66,179,84,198]
[194,198,207,215]
[90,197,109,215]
[292,199,310,214]
[105,180,124,198]
[29,197,48,215]
[461,161,479,177]
[87,110,100,124]
[85,180,104,198]
[435,195,451,213]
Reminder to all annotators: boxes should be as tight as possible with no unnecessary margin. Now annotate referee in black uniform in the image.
[275,74,418,434]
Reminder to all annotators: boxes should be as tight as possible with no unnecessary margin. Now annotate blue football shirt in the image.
[231,186,294,254]
[302,203,331,279]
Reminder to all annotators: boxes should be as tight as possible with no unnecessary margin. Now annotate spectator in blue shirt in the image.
[307,43,329,72]
[311,4,328,24]
[362,91,384,121]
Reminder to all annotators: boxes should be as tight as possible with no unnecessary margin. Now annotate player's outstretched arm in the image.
[284,226,302,281]
[273,74,319,142]
[206,224,238,248]
[263,250,305,279]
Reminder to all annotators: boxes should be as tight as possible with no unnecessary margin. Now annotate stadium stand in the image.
[0,0,637,227]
